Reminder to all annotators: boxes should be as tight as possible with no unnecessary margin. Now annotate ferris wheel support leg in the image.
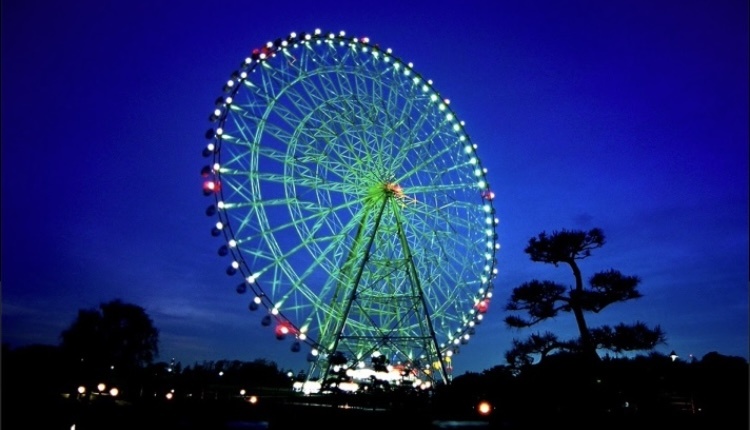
[390,198,450,386]
[321,195,390,384]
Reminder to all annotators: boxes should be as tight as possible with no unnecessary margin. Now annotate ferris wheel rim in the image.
[201,28,499,377]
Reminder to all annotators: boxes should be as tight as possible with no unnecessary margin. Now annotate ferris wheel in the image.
[201,29,499,390]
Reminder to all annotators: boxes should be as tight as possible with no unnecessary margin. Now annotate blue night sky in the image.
[2,0,748,375]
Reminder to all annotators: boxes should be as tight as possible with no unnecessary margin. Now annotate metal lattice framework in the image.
[201,29,499,388]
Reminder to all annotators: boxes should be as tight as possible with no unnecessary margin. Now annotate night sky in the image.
[2,0,748,376]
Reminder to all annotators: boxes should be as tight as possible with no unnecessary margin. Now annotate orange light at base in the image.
[477,400,493,416]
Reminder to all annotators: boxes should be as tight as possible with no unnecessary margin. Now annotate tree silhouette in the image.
[60,299,159,377]
[504,228,665,366]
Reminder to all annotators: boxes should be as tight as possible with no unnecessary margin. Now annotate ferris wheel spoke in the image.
[237,196,362,245]
[297,70,336,108]
[385,109,436,172]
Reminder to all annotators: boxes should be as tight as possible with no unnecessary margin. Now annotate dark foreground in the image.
[2,392,741,430]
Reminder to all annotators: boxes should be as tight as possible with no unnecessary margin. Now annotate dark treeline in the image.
[436,350,748,429]
[1,342,748,429]
[1,342,292,401]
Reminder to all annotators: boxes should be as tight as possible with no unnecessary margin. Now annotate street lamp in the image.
[669,350,678,362]
[477,400,493,416]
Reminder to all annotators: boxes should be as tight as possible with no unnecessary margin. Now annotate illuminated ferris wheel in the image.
[201,29,499,390]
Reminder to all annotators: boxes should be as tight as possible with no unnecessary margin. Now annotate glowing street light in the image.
[477,400,493,416]
[669,350,679,362]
